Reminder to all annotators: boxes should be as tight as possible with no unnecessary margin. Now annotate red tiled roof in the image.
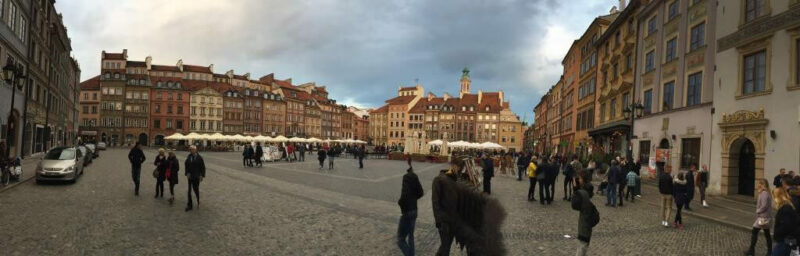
[151,65,180,72]
[80,75,100,90]
[409,100,427,113]
[460,94,479,111]
[103,52,125,60]
[183,64,212,73]
[126,61,146,67]
[370,105,389,113]
[385,95,415,105]
[478,93,501,113]
[274,79,293,88]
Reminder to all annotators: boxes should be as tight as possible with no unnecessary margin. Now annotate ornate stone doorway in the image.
[719,109,767,196]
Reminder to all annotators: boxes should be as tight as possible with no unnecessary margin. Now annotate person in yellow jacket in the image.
[527,156,539,201]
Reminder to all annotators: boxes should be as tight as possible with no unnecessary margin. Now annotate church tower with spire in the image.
[459,67,471,97]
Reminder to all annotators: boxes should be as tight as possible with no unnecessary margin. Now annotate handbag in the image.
[152,168,159,179]
[756,217,770,227]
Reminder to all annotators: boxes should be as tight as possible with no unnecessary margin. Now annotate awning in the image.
[588,120,630,136]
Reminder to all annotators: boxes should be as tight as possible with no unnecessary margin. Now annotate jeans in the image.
[169,181,176,197]
[564,176,574,199]
[397,210,418,256]
[699,183,707,202]
[539,180,551,204]
[674,200,684,224]
[131,166,141,194]
[328,156,335,169]
[606,183,617,206]
[483,176,492,194]
[436,225,454,256]
[359,157,364,168]
[299,152,305,161]
[617,183,625,206]
[771,242,790,256]
[528,178,537,201]
[155,178,164,197]
[625,186,636,202]
[576,240,589,256]
[635,178,642,196]
[517,165,525,181]
[661,195,673,221]
[187,178,200,208]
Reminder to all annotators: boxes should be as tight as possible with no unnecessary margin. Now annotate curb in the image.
[0,174,35,194]
[639,198,751,231]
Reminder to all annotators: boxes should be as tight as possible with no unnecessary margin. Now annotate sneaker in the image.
[703,201,709,207]
[636,195,642,198]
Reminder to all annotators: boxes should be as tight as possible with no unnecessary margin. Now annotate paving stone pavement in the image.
[0,149,769,255]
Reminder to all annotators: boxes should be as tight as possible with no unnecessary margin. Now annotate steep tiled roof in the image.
[385,95,416,105]
[151,65,180,72]
[370,105,389,113]
[478,92,501,113]
[183,65,212,73]
[274,79,293,88]
[409,100,427,113]
[126,61,146,67]
[80,75,100,90]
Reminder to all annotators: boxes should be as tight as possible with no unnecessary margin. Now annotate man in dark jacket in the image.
[397,166,424,256]
[297,144,305,162]
[481,154,494,194]
[516,152,529,181]
[685,165,696,210]
[606,160,621,207]
[432,165,484,256]
[571,172,596,256]
[658,167,674,227]
[317,149,327,170]
[184,145,206,212]
[538,158,550,205]
[358,145,366,169]
[127,142,146,196]
[255,143,264,167]
[774,168,786,189]
[546,157,559,204]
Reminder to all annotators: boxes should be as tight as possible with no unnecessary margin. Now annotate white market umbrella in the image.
[355,140,367,144]
[307,137,322,143]
[231,134,246,142]
[253,135,269,143]
[288,137,306,143]
[273,135,289,142]
[184,132,203,140]
[209,133,226,141]
[427,139,443,146]
[165,133,185,140]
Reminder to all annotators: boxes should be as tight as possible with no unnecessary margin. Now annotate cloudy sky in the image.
[57,0,616,123]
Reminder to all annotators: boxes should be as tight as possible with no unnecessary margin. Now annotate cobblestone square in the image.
[0,149,767,255]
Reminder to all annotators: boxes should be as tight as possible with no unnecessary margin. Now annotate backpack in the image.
[588,203,600,227]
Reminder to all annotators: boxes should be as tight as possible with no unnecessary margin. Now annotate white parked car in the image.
[96,142,107,150]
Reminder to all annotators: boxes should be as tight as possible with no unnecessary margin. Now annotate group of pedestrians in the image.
[242,144,264,167]
[128,143,206,212]
[745,169,800,256]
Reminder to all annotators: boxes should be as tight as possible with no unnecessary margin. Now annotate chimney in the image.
[427,92,435,101]
[176,59,183,72]
[208,64,214,73]
[619,0,626,10]
[478,90,483,104]
[145,56,152,70]
[122,49,128,59]
[443,93,451,101]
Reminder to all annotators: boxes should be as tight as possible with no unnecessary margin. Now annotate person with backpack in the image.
[397,163,424,256]
[658,167,674,227]
[571,171,598,256]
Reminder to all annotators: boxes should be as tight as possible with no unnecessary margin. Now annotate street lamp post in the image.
[622,103,644,161]
[3,57,27,161]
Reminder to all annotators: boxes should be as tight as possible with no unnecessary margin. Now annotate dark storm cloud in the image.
[57,0,608,121]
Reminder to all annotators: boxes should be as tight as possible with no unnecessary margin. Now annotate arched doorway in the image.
[659,138,670,149]
[138,133,148,146]
[737,140,756,196]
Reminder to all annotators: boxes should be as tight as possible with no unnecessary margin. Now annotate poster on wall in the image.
[655,149,670,163]
[648,156,657,176]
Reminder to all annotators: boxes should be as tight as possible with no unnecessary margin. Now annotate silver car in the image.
[35,147,85,183]
[96,142,106,150]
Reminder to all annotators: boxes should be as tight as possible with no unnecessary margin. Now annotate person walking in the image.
[527,156,538,202]
[537,158,551,205]
[481,154,494,195]
[685,165,697,211]
[397,165,424,256]
[697,164,710,207]
[255,143,264,167]
[562,155,578,201]
[546,157,558,204]
[184,145,206,212]
[571,171,598,256]
[634,157,643,197]
[516,152,529,181]
[616,159,627,207]
[298,143,306,162]
[606,160,621,207]
[317,148,327,170]
[746,179,773,256]
[165,151,180,204]
[287,143,295,162]
[673,172,688,229]
[128,142,146,196]
[327,145,336,170]
[771,187,800,256]
[242,145,251,167]
[154,148,167,199]
[358,145,366,169]
[658,167,674,227]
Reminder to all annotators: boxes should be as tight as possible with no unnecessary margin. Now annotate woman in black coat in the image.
[154,149,167,199]
[165,151,180,204]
